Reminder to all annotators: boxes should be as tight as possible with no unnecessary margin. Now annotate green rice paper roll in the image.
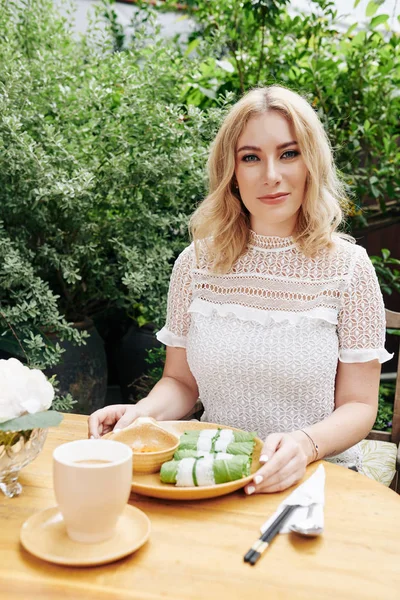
[160,455,251,486]
[176,441,255,456]
[179,428,256,454]
[181,428,255,443]
[174,450,235,461]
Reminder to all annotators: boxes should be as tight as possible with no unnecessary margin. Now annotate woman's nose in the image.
[263,160,282,186]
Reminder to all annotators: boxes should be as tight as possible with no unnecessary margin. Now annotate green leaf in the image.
[381,248,391,260]
[366,1,382,17]
[352,30,367,45]
[345,23,358,37]
[371,184,380,199]
[387,329,400,336]
[176,14,189,23]
[0,337,26,358]
[353,0,362,7]
[370,14,389,28]
[137,315,147,327]
[184,38,200,57]
[199,86,217,99]
[216,59,235,73]
[0,411,63,432]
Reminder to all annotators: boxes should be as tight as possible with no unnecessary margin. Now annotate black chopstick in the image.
[244,504,299,566]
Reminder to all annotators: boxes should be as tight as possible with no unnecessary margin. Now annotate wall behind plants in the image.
[0,0,225,368]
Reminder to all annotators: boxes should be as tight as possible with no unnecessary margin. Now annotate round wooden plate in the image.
[109,421,262,501]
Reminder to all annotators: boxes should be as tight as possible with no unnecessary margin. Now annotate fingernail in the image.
[90,435,95,439]
[254,475,263,485]
[246,486,255,495]
[259,454,269,463]
[113,428,121,433]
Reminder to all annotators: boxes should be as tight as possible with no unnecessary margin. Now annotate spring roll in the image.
[173,450,235,461]
[160,455,251,486]
[175,440,255,457]
[178,428,255,454]
[181,428,255,443]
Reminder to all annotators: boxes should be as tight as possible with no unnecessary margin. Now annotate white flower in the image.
[0,358,54,423]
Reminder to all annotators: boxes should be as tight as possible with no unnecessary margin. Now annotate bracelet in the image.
[300,429,319,461]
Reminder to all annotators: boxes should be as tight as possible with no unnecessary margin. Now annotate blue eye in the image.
[242,154,259,162]
[281,150,300,159]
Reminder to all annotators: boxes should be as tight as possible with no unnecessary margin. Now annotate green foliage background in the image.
[0,0,223,366]
[157,0,400,230]
[0,0,398,428]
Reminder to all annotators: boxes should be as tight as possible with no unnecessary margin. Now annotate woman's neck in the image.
[249,217,296,238]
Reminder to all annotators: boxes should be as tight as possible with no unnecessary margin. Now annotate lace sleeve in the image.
[156,245,194,348]
[338,247,393,364]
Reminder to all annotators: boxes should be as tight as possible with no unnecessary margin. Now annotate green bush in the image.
[0,0,223,366]
[370,249,400,297]
[159,0,400,231]
[374,381,395,431]
[0,226,82,367]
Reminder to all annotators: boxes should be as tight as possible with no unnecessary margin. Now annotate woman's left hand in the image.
[244,432,310,494]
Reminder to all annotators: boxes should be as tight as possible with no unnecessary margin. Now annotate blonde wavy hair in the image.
[189,85,351,272]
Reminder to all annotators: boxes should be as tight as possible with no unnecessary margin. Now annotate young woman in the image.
[89,85,392,493]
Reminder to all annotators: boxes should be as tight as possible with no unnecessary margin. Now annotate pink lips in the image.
[257,193,290,205]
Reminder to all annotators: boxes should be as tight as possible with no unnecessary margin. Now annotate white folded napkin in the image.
[260,464,325,535]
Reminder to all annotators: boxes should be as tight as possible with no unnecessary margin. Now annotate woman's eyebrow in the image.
[236,141,298,153]
[277,140,298,150]
[236,145,261,153]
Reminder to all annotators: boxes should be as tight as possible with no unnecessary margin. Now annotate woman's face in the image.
[235,111,308,237]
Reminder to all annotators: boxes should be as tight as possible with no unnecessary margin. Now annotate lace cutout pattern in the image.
[248,230,295,250]
[161,236,388,351]
[157,235,391,471]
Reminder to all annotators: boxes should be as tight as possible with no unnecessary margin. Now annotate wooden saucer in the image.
[20,504,151,566]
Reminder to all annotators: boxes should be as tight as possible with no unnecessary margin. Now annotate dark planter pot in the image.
[114,324,162,403]
[45,319,108,415]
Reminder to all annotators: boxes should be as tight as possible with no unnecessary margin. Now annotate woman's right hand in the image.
[88,404,145,439]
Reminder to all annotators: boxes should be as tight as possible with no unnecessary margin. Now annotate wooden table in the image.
[1,414,399,600]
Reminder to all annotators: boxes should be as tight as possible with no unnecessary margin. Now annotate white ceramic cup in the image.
[53,439,133,543]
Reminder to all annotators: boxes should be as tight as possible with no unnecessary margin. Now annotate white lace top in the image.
[157,232,392,472]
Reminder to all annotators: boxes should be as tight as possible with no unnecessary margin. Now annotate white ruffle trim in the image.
[339,348,394,364]
[156,327,186,348]
[188,298,338,326]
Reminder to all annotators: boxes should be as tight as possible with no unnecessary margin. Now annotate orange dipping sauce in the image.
[133,445,161,453]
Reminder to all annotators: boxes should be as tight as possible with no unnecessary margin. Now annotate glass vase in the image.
[0,429,47,498]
